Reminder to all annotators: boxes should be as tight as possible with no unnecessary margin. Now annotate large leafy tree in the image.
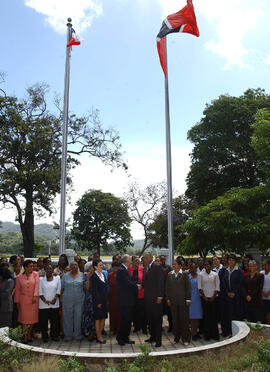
[251,108,270,177]
[186,89,270,205]
[0,84,126,257]
[178,186,270,257]
[147,195,191,248]
[72,189,132,255]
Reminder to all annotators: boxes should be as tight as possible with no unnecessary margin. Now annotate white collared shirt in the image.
[172,269,183,277]
[212,264,223,274]
[198,270,220,297]
[95,270,105,282]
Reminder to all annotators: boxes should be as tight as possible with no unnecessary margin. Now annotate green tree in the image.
[251,108,270,178]
[186,89,270,205]
[72,189,132,255]
[147,195,191,248]
[0,84,126,257]
[178,186,270,257]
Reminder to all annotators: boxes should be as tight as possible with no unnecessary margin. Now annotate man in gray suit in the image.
[142,252,164,347]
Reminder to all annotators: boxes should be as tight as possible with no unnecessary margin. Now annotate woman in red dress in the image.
[108,262,121,334]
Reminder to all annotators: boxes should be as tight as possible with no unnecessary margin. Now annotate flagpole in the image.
[59,18,72,256]
[164,36,174,266]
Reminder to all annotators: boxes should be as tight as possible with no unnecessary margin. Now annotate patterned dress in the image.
[82,275,95,337]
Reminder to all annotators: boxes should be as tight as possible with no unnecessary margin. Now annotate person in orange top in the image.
[14,259,39,343]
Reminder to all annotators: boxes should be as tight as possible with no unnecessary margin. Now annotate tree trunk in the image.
[139,235,149,257]
[20,193,35,258]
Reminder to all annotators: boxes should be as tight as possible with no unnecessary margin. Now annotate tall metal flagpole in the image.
[59,18,72,255]
[164,36,174,266]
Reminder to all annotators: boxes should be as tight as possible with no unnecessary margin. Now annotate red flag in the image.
[157,0,199,76]
[67,28,81,48]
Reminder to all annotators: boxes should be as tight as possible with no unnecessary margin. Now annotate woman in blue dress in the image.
[81,262,96,341]
[189,262,203,341]
[61,261,85,341]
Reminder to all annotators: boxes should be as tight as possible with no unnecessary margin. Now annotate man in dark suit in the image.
[116,254,138,346]
[143,252,164,347]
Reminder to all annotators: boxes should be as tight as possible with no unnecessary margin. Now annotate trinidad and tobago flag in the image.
[67,28,81,48]
[157,0,199,76]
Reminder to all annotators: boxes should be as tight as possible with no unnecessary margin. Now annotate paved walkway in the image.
[31,319,226,355]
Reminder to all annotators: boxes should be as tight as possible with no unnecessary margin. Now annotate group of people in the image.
[0,252,269,348]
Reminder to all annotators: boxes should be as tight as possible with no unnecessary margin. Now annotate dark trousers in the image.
[146,300,163,344]
[220,296,243,336]
[12,302,19,328]
[133,298,147,332]
[244,304,264,323]
[162,299,172,330]
[39,308,60,340]
[202,298,219,340]
[117,305,133,342]
[171,303,191,342]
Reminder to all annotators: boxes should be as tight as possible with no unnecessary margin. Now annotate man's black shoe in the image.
[155,342,162,347]
[116,338,126,346]
[145,338,155,343]
[125,339,135,344]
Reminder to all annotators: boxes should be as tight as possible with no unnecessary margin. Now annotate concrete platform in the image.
[0,320,250,360]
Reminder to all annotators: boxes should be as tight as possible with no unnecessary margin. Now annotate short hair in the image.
[23,259,33,270]
[0,267,13,280]
[249,260,257,266]
[58,254,69,267]
[228,254,237,261]
[45,263,53,270]
[79,259,87,265]
[43,257,51,265]
[84,262,92,272]
[9,255,18,264]
[205,259,212,266]
[176,256,185,261]
[121,254,130,264]
[92,259,102,269]
[112,261,120,268]
[263,259,270,266]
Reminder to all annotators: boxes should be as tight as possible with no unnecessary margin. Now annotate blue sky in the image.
[1,0,270,238]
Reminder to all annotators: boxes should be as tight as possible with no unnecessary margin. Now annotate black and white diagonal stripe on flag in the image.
[156,0,199,76]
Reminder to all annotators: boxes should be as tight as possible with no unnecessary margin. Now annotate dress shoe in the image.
[42,338,48,343]
[116,338,126,346]
[102,330,107,335]
[96,339,106,344]
[155,342,162,347]
[174,337,180,343]
[145,338,156,343]
[51,337,59,342]
[125,339,135,344]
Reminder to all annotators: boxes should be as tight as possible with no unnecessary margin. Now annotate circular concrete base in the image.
[0,321,250,360]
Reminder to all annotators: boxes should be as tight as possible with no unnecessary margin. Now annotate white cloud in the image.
[159,0,265,69]
[25,0,103,34]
